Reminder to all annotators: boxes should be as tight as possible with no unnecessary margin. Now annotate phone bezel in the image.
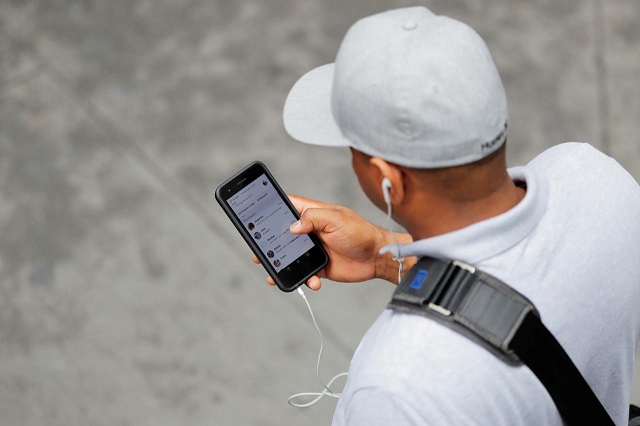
[215,161,329,292]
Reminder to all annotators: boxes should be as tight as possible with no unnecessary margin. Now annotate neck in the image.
[403,175,525,240]
[395,149,526,240]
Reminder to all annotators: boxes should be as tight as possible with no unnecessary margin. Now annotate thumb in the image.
[290,208,336,235]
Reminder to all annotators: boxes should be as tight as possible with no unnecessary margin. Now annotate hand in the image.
[252,195,414,290]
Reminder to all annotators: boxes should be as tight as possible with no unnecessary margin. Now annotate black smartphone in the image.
[215,161,329,292]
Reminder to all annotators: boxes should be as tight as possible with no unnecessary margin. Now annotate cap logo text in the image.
[481,121,508,151]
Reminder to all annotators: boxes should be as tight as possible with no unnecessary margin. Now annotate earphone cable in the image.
[386,199,405,284]
[288,288,348,408]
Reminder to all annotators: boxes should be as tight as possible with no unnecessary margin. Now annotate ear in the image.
[369,157,405,205]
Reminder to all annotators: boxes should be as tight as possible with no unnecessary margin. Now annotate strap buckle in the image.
[427,302,451,316]
[393,258,478,314]
[427,260,476,316]
[389,257,538,364]
[452,259,475,274]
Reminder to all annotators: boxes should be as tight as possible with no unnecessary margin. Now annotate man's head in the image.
[283,6,512,230]
[284,6,507,166]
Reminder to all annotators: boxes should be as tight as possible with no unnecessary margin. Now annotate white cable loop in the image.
[287,372,349,408]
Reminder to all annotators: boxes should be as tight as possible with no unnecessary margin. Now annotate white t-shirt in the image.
[332,143,640,426]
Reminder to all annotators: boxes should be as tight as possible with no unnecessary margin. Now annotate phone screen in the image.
[216,161,328,292]
[228,173,315,273]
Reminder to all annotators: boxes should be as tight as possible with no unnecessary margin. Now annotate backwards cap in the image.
[283,6,508,168]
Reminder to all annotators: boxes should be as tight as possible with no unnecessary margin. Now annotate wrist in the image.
[373,227,416,284]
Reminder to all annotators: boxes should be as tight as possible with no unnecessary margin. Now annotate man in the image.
[256,6,640,424]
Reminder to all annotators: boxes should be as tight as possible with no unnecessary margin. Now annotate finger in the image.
[290,207,338,235]
[306,276,322,291]
[252,254,260,264]
[267,276,276,286]
[288,194,339,215]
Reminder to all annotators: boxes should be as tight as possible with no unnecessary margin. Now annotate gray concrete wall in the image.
[0,1,638,425]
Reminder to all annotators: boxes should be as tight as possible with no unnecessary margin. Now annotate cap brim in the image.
[283,63,351,147]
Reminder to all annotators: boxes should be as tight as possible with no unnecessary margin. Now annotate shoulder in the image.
[530,143,638,189]
[335,310,562,426]
[528,142,640,209]
[529,143,613,171]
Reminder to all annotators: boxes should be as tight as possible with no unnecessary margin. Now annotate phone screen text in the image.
[228,174,315,273]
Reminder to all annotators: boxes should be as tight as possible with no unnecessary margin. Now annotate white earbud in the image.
[381,177,392,206]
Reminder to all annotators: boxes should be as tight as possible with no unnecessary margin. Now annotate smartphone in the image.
[215,161,329,292]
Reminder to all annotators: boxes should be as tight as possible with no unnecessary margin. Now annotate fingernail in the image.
[309,278,320,290]
[290,221,301,231]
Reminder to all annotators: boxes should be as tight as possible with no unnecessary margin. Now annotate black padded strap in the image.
[630,405,640,426]
[388,257,615,426]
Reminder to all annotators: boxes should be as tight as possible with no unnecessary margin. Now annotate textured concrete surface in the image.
[0,1,638,425]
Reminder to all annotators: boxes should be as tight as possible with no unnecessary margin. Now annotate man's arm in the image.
[253,195,416,290]
[374,231,417,285]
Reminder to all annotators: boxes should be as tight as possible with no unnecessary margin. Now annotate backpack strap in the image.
[388,256,615,426]
[630,405,640,426]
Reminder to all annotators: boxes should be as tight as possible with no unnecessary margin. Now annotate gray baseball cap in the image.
[283,6,508,168]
